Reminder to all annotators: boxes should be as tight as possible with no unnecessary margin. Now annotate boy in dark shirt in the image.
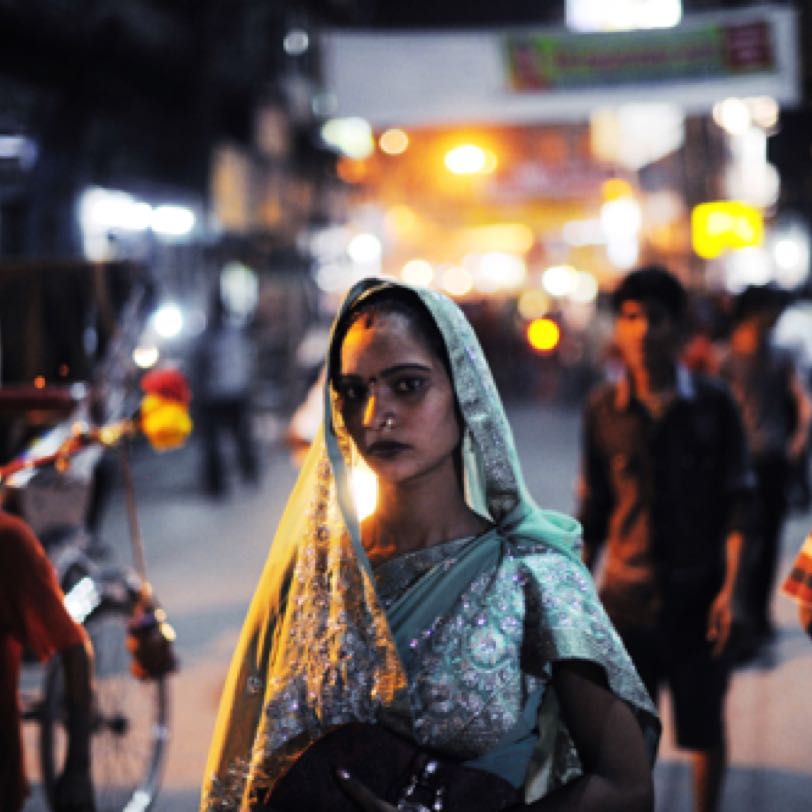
[578,265,754,812]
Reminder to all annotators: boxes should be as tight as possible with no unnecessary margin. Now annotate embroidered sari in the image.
[201,279,659,810]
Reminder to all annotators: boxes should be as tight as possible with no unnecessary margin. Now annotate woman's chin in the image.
[368,462,414,485]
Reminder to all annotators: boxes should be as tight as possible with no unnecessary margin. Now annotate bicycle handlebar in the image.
[0,417,137,483]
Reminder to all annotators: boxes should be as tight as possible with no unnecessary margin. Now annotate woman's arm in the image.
[577,404,614,572]
[336,659,653,812]
[524,659,653,812]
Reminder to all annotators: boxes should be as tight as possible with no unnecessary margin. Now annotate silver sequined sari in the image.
[201,279,658,810]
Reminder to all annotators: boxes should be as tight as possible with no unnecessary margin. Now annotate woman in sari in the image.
[201,279,659,811]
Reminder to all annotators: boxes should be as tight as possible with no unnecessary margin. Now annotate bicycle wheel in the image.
[40,603,171,812]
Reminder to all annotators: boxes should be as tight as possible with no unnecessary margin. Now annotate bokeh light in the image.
[321,117,375,160]
[133,345,160,369]
[526,318,561,353]
[347,232,383,264]
[713,98,751,136]
[444,144,497,175]
[440,266,473,297]
[283,29,309,56]
[571,271,599,303]
[152,302,184,339]
[151,205,195,237]
[351,462,378,520]
[542,264,577,298]
[379,128,409,155]
[401,259,434,287]
[517,289,551,320]
[473,252,526,293]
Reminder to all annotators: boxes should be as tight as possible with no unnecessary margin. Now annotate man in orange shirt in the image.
[782,533,812,639]
[0,511,95,811]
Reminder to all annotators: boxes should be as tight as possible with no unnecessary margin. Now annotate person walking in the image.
[578,265,755,812]
[192,288,259,497]
[719,284,812,645]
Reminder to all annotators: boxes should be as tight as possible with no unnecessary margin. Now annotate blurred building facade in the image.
[0,1,810,407]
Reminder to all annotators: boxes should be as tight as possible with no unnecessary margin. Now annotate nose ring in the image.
[383,416,395,430]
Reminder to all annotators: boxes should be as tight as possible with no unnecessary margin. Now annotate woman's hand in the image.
[335,769,398,811]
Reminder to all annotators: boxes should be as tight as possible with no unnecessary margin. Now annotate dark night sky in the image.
[310,0,777,28]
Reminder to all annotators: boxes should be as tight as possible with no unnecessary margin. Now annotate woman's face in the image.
[336,311,461,487]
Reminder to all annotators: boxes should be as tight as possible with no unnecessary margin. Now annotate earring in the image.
[383,416,396,430]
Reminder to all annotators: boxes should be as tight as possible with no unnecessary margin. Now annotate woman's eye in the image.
[339,383,366,402]
[394,377,426,394]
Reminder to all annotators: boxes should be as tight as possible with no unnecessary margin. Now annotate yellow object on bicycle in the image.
[139,393,193,451]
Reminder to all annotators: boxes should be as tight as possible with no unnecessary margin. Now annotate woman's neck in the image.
[364,464,488,563]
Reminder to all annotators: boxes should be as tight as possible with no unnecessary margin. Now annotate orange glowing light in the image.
[336,157,368,184]
[527,318,560,353]
[385,205,419,237]
[601,177,635,201]
[34,375,46,389]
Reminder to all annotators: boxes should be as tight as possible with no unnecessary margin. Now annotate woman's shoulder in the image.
[509,543,590,584]
[492,541,588,591]
[495,507,584,567]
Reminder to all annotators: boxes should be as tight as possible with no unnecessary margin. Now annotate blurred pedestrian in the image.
[680,291,728,376]
[192,288,259,497]
[781,532,812,639]
[578,265,755,812]
[719,284,812,644]
[1,510,95,812]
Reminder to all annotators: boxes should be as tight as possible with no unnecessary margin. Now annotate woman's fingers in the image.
[335,768,398,811]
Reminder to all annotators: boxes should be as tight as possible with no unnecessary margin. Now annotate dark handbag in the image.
[262,722,521,811]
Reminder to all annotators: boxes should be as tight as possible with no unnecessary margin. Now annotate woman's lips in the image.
[366,440,409,457]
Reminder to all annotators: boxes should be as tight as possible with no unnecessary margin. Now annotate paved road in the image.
[24,401,812,811]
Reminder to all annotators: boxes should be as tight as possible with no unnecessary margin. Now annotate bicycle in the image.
[37,549,171,812]
[8,374,190,812]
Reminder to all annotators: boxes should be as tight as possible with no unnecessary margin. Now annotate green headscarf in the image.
[325,278,584,580]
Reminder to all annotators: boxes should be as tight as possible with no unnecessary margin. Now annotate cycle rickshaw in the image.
[2,261,185,811]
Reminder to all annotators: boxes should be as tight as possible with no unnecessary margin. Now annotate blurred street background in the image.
[3,1,812,810]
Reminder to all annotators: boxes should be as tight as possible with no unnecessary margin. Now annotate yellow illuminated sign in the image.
[692,201,764,259]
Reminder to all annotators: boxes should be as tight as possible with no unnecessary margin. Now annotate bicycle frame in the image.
[8,402,175,812]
